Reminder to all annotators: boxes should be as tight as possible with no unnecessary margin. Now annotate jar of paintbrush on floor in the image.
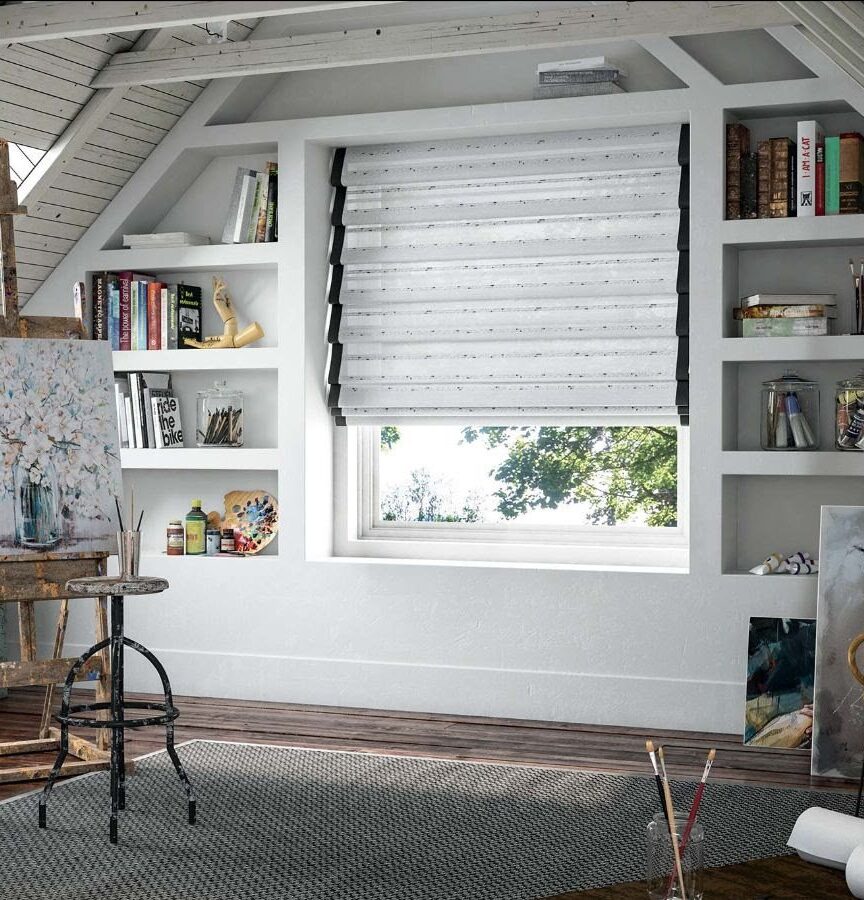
[196,381,243,448]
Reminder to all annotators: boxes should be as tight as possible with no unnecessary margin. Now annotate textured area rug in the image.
[0,740,855,900]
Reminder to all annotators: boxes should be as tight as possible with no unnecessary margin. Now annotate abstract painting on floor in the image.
[814,505,864,778]
[745,616,816,749]
[0,338,121,556]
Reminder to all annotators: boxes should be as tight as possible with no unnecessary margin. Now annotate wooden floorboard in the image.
[0,687,854,804]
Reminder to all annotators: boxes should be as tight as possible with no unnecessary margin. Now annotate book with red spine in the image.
[147,281,163,350]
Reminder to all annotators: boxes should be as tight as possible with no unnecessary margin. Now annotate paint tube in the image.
[775,410,790,448]
[785,394,812,448]
[841,408,864,448]
[750,552,784,575]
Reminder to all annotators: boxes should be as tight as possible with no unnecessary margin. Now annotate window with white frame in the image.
[328,124,690,569]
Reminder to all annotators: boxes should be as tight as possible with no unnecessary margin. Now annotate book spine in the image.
[796,120,822,217]
[769,138,791,218]
[93,272,106,341]
[757,140,771,219]
[538,69,619,84]
[167,285,179,350]
[124,396,136,449]
[130,281,138,350]
[147,282,161,350]
[234,173,256,243]
[254,170,269,243]
[73,281,91,339]
[815,141,825,216]
[734,304,836,318]
[264,164,278,243]
[177,284,203,348]
[107,277,120,351]
[725,124,749,220]
[839,132,864,214]
[742,153,758,219]
[825,135,840,215]
[142,387,156,449]
[118,272,132,350]
[160,287,168,350]
[222,168,248,244]
[137,282,148,350]
[128,373,143,448]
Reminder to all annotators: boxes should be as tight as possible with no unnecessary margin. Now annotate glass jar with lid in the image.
[761,372,819,450]
[196,381,244,448]
[836,372,864,450]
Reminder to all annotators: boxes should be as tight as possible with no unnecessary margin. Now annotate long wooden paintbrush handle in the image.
[660,778,688,900]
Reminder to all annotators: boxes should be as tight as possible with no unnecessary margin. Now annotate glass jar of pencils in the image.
[646,814,705,900]
[836,373,864,450]
[761,372,819,450]
[196,381,244,448]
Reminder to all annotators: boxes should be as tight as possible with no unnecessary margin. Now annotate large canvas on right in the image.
[813,505,864,778]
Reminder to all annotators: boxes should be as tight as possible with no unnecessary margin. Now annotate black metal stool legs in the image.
[39,593,195,843]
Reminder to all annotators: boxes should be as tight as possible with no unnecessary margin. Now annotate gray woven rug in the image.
[0,740,855,900]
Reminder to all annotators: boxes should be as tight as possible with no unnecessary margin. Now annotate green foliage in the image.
[462,425,678,527]
[380,426,401,451]
[381,468,480,523]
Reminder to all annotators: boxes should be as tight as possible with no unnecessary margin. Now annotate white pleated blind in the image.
[327,124,689,425]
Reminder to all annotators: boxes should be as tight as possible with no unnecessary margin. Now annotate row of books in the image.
[726,121,864,219]
[533,56,625,100]
[91,272,202,350]
[734,293,837,337]
[222,162,278,245]
[115,372,184,449]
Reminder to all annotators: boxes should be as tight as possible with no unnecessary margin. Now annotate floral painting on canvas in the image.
[0,339,121,556]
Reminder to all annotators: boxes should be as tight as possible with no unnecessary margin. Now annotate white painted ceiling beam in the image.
[0,1,406,43]
[91,1,799,88]
[778,1,864,86]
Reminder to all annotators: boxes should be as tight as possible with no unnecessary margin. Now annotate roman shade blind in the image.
[327,123,689,425]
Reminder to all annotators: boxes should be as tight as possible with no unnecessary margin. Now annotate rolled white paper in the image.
[788,807,864,870]
[847,844,864,898]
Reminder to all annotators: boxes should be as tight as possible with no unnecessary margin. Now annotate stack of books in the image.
[735,293,837,337]
[726,121,864,219]
[91,272,202,350]
[222,162,278,244]
[114,372,184,449]
[533,57,625,100]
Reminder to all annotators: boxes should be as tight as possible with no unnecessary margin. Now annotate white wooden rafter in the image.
[0,1,406,44]
[89,1,800,88]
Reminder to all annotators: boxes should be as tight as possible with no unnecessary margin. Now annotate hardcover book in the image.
[743,317,832,337]
[825,135,840,215]
[107,275,120,351]
[146,282,162,351]
[222,168,254,244]
[757,140,771,219]
[92,272,107,341]
[742,292,836,307]
[151,394,183,449]
[733,304,837,319]
[796,120,823,218]
[177,284,203,348]
[264,164,278,243]
[839,131,864,214]
[741,152,758,219]
[769,137,795,218]
[726,123,750,220]
[166,285,179,350]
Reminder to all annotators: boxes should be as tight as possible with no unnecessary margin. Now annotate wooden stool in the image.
[39,575,195,844]
[0,551,113,783]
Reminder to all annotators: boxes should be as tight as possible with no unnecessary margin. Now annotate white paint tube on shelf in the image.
[775,410,790,448]
[750,552,783,575]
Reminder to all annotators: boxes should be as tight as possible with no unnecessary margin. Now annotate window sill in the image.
[318,554,689,574]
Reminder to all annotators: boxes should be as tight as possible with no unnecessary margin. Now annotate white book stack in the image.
[534,56,626,100]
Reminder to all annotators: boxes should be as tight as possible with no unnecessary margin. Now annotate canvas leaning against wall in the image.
[744,617,816,749]
[0,339,121,556]
[814,505,864,778]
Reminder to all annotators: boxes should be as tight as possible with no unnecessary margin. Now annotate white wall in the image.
[16,23,852,734]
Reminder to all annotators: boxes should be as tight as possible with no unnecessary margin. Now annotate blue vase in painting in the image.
[13,456,61,549]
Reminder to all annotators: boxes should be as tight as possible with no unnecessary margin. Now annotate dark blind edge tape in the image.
[676,294,690,337]
[676,380,689,408]
[679,414,690,427]
[676,251,690,296]
[329,225,345,266]
[675,337,690,381]
[326,343,343,386]
[678,123,690,166]
[677,208,690,252]
[327,383,341,409]
[330,185,347,227]
[335,415,347,426]
[327,304,343,345]
[327,265,343,305]
[678,165,690,211]
[330,147,347,188]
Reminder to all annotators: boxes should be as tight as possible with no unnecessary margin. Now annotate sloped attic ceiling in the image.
[0,18,258,307]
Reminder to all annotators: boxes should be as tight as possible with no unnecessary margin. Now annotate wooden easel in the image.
[0,139,115,783]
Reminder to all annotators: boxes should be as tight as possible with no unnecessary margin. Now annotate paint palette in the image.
[222,490,278,555]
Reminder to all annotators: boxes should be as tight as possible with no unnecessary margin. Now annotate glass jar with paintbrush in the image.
[761,372,819,451]
[836,372,864,450]
[196,381,243,448]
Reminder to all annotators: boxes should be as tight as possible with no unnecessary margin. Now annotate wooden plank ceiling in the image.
[0,20,257,306]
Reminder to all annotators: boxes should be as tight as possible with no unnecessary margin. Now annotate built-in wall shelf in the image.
[90,242,279,273]
[120,448,279,470]
[113,348,280,372]
[721,451,864,476]
[721,215,864,249]
[720,336,864,361]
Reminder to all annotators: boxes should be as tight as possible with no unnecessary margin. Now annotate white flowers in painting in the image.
[0,341,118,526]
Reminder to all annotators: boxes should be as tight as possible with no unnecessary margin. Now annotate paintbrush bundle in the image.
[197,382,244,448]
